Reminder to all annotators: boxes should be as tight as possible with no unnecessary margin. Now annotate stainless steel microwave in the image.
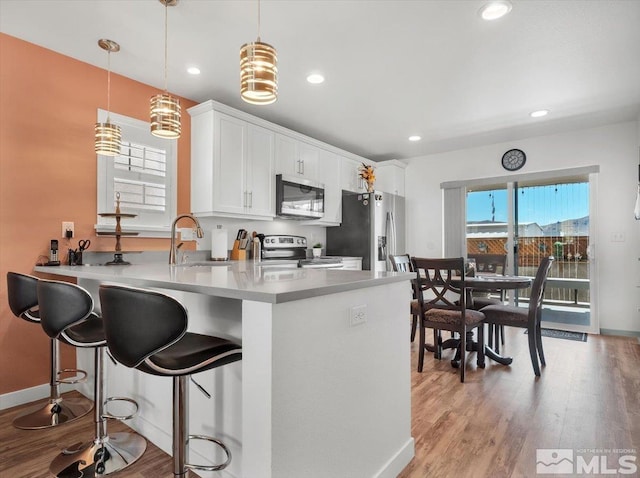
[276,174,325,219]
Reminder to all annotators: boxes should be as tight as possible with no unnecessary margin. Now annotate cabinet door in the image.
[375,162,405,196]
[213,112,247,214]
[190,109,214,214]
[246,124,275,218]
[340,157,366,193]
[297,142,319,180]
[341,258,363,270]
[275,134,298,176]
[317,149,341,224]
[275,135,319,181]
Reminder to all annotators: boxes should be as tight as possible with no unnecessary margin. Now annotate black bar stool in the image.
[37,279,146,477]
[6,272,93,429]
[99,284,242,478]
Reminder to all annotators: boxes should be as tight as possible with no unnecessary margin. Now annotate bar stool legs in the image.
[13,338,93,430]
[49,348,146,477]
[174,375,231,478]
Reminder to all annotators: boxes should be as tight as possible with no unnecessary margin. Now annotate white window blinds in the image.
[96,110,177,237]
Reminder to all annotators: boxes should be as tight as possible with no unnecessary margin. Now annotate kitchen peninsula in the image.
[34,262,414,478]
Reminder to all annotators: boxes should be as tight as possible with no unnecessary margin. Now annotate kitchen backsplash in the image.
[196,217,327,253]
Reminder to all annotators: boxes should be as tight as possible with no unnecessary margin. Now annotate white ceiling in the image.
[1,0,639,161]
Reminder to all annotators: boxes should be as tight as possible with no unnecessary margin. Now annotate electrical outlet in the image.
[180,228,194,241]
[349,305,367,327]
[62,221,74,238]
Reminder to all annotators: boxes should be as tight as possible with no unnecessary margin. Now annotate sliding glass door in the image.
[465,176,594,333]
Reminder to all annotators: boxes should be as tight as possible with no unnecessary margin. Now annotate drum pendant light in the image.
[150,0,181,138]
[95,39,121,156]
[240,0,278,105]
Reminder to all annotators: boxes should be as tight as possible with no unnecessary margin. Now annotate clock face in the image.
[501,149,526,171]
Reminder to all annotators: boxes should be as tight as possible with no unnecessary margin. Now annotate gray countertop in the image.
[34,262,410,304]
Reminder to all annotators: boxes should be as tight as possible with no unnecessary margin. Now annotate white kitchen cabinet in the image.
[275,134,319,181]
[341,258,363,270]
[341,156,368,193]
[191,108,274,219]
[301,148,342,226]
[375,160,406,196]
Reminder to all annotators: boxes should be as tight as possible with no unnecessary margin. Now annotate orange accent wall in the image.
[0,34,197,394]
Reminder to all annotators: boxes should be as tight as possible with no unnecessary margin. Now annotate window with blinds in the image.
[96,110,177,237]
[114,142,167,212]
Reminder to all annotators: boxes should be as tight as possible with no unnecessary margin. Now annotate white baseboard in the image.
[0,382,78,411]
[373,437,415,478]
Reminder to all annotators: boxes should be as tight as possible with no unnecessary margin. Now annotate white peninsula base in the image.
[37,265,413,478]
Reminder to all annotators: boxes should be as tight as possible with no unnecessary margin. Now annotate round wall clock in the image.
[501,149,526,171]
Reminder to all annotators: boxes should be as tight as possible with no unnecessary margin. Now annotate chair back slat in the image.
[468,254,507,275]
[529,256,554,318]
[390,254,413,272]
[411,257,465,311]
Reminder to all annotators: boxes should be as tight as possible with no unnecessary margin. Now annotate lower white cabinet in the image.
[191,108,274,219]
[341,258,363,270]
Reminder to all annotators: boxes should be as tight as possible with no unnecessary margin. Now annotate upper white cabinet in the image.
[191,107,275,219]
[189,99,375,225]
[275,134,319,181]
[374,160,406,196]
[341,157,368,193]
[301,148,341,226]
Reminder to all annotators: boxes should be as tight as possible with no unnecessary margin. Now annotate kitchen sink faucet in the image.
[169,214,204,265]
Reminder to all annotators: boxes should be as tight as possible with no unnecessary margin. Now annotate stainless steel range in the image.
[261,235,343,269]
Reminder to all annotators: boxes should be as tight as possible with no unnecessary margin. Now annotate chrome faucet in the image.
[169,214,204,265]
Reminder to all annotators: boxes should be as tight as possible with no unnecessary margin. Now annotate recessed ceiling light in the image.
[530,109,549,118]
[306,73,325,84]
[187,66,201,75]
[479,1,512,20]
[408,135,421,142]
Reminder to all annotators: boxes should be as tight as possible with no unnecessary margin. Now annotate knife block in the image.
[231,240,247,261]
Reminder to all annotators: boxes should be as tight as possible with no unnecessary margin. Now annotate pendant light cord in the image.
[164,1,168,92]
[257,0,261,42]
[106,49,112,121]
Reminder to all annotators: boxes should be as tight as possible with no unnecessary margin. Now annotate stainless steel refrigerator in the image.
[326,191,405,271]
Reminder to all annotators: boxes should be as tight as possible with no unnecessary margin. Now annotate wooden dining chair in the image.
[411,257,485,383]
[480,256,554,377]
[468,254,507,350]
[390,254,419,342]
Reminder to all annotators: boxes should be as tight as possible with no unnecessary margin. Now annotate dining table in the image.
[443,274,533,366]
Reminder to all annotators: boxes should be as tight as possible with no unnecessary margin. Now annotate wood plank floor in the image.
[1,328,638,477]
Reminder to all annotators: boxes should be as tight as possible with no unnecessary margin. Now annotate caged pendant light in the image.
[95,39,121,156]
[240,0,278,105]
[150,0,181,138]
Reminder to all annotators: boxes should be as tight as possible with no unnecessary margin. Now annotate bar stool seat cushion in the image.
[140,333,242,377]
[61,312,105,347]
